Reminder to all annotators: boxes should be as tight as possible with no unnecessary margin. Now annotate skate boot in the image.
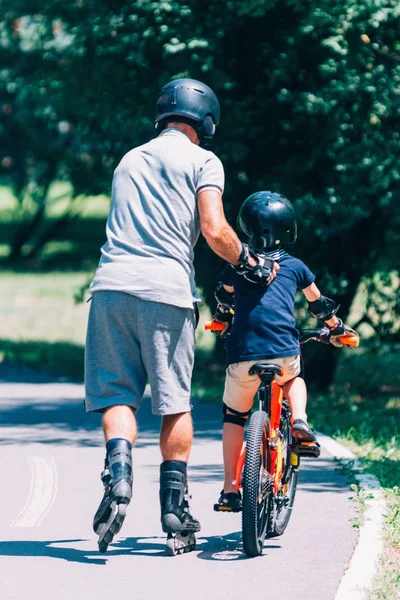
[93,438,133,553]
[159,460,200,556]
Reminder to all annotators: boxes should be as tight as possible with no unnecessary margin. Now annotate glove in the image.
[328,319,359,348]
[211,305,234,339]
[231,243,275,287]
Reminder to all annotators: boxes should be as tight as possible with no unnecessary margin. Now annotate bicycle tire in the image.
[242,410,272,557]
[269,402,299,537]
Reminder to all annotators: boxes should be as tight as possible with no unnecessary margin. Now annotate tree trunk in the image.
[8,203,47,262]
[26,195,79,260]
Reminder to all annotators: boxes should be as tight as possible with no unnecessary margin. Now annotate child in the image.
[212,191,358,512]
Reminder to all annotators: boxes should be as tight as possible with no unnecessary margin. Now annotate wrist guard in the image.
[231,243,274,287]
[308,295,340,320]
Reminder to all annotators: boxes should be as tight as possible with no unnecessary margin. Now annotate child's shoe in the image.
[291,419,318,443]
[213,490,242,512]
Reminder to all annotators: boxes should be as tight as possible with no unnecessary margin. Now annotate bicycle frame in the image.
[259,378,285,494]
[235,376,286,495]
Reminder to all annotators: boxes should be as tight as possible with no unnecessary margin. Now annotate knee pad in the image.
[222,403,251,427]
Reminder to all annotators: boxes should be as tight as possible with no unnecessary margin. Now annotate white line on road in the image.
[10,457,58,528]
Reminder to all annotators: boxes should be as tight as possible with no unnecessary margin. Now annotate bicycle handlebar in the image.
[299,328,359,347]
[204,320,226,331]
[205,321,359,348]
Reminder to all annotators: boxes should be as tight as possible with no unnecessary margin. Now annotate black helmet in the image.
[155,78,220,149]
[237,191,297,251]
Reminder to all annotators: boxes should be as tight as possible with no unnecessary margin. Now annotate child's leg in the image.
[220,361,260,494]
[283,376,307,422]
[223,419,245,494]
[283,375,317,442]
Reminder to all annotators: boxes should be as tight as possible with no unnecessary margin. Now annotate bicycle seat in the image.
[248,362,283,382]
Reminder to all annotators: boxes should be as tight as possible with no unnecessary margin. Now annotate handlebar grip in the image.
[204,320,226,331]
[336,333,359,347]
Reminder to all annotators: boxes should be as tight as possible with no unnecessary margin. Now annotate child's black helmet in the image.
[155,78,220,149]
[237,191,297,251]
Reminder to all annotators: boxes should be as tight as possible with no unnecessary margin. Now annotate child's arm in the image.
[302,282,358,347]
[211,282,235,338]
[216,282,234,305]
[302,282,340,328]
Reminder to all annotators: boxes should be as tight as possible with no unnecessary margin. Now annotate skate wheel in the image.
[166,536,177,556]
[98,539,108,554]
[185,535,196,553]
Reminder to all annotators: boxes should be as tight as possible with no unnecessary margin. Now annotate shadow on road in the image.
[0,533,281,565]
[0,539,107,565]
[0,391,223,447]
[0,390,354,492]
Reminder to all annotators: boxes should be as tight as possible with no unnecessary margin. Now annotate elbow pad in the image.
[308,296,340,320]
[214,281,234,311]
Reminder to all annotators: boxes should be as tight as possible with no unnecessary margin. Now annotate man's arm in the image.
[197,189,242,264]
[197,189,280,285]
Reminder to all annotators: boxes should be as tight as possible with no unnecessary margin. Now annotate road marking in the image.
[11,457,58,528]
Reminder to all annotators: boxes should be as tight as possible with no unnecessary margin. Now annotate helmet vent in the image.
[194,88,205,94]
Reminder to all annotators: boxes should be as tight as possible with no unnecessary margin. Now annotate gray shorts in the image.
[84,291,196,415]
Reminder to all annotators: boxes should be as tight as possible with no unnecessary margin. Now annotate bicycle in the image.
[205,321,359,557]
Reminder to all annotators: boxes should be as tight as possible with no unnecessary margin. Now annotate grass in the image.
[0,271,90,379]
[0,269,216,380]
[308,392,399,600]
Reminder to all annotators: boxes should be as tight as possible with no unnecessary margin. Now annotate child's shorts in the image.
[223,355,301,414]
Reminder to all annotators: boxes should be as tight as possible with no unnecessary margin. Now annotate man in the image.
[84,78,278,553]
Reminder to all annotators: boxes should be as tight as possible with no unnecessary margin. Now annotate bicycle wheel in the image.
[242,410,273,557]
[269,401,299,537]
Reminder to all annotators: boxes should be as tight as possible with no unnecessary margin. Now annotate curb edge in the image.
[316,432,385,600]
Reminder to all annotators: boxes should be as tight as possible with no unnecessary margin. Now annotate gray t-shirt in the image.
[89,128,225,308]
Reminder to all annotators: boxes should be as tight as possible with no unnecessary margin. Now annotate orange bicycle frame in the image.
[235,380,285,494]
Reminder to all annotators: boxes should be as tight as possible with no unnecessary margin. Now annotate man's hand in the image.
[231,243,280,287]
[328,319,359,348]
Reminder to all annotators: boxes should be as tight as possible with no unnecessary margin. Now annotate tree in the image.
[1,0,399,385]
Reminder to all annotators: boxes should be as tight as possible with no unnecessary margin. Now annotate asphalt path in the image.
[0,365,358,600]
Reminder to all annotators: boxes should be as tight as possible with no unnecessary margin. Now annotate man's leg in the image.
[137,299,198,535]
[158,412,200,533]
[160,411,192,461]
[85,292,146,552]
[103,405,138,444]
[93,406,137,552]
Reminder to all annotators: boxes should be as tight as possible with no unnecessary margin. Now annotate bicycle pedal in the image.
[213,503,241,513]
[293,442,321,458]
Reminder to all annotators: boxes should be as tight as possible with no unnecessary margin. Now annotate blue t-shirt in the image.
[220,249,315,364]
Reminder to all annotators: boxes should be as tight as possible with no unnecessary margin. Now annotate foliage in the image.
[0,0,399,383]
